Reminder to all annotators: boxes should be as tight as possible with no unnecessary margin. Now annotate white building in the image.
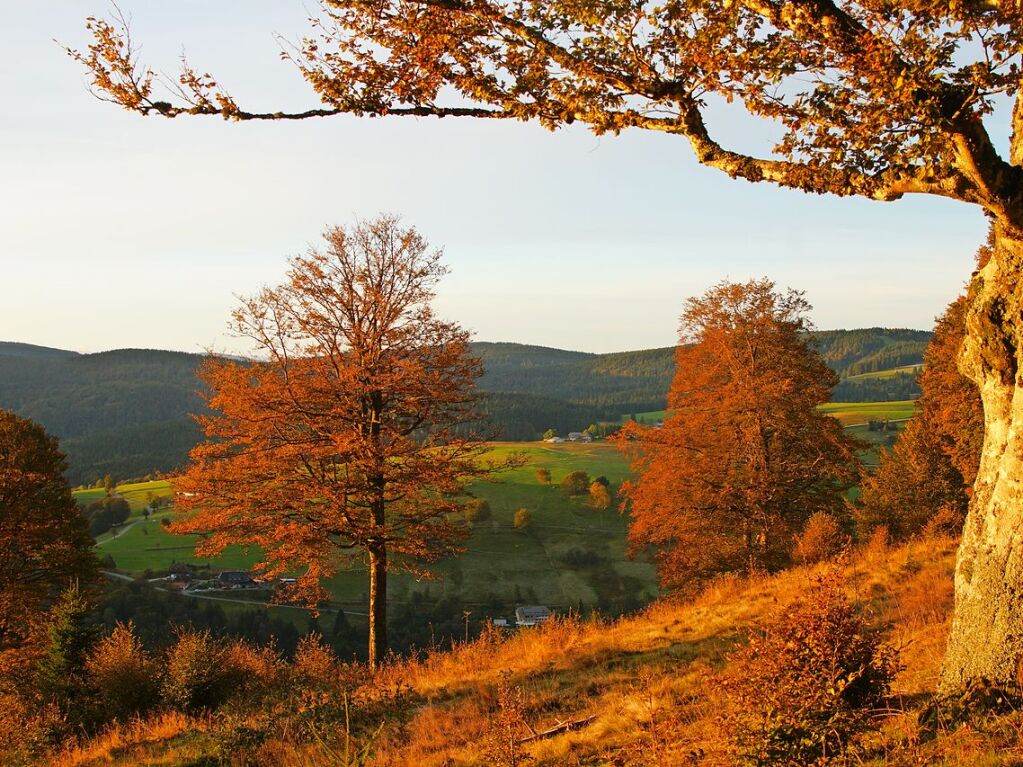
[514,605,551,626]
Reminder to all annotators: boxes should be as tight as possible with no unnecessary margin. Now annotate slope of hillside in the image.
[54,535,982,767]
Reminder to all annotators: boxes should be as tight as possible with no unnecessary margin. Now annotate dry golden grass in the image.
[42,534,976,766]
[52,711,206,767]
[356,536,960,766]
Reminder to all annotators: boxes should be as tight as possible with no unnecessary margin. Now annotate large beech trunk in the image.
[940,225,1023,692]
[368,541,387,669]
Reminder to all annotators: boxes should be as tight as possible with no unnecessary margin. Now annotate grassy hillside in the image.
[818,400,917,425]
[53,535,994,767]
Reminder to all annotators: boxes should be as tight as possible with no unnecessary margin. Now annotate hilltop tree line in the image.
[0,329,929,485]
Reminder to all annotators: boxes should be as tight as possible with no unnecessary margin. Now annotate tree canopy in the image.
[857,291,984,539]
[0,411,97,652]
[72,3,1023,225]
[619,279,860,590]
[173,216,499,666]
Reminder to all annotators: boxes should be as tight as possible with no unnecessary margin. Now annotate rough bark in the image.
[367,541,387,669]
[941,224,1023,692]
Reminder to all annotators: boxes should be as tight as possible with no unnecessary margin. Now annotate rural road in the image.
[95,518,145,547]
[100,571,368,617]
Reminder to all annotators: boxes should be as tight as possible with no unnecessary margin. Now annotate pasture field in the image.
[626,399,917,428]
[75,414,912,617]
[74,479,174,515]
[79,443,655,614]
[818,400,917,425]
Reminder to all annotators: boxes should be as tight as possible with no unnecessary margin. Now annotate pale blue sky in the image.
[0,1,991,354]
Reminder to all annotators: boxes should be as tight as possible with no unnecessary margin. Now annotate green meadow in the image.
[626,400,917,428]
[75,408,915,615]
[77,443,655,613]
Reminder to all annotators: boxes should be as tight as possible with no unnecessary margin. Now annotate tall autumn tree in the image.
[618,280,859,592]
[0,411,97,653]
[857,292,984,539]
[174,216,494,667]
[70,1,1023,689]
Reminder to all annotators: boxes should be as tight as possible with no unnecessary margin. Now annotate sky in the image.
[0,1,994,355]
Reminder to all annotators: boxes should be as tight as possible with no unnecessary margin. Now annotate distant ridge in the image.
[0,329,931,484]
[0,341,79,360]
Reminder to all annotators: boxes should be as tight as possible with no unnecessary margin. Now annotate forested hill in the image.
[0,347,206,485]
[475,342,674,413]
[0,328,931,484]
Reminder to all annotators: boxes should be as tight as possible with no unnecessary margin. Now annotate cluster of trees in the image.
[0,349,207,484]
[473,391,614,441]
[81,496,130,537]
[617,279,983,597]
[831,373,921,404]
[473,342,674,413]
[97,579,360,659]
[0,411,97,653]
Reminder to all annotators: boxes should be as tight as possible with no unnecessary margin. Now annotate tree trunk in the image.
[940,224,1023,692]
[367,541,387,669]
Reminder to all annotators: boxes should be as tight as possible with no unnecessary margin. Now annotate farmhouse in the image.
[217,570,256,589]
[566,432,592,443]
[514,605,551,627]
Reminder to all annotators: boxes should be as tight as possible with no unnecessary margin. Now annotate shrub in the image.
[292,633,339,690]
[722,573,899,766]
[588,481,612,510]
[922,503,965,539]
[560,471,590,496]
[513,508,531,530]
[162,629,248,712]
[793,512,849,564]
[85,497,131,537]
[223,640,286,704]
[86,622,162,722]
[464,499,492,523]
[535,468,551,484]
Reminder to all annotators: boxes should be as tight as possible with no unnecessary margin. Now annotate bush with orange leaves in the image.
[721,572,899,766]
[162,629,253,712]
[792,513,850,565]
[85,622,161,722]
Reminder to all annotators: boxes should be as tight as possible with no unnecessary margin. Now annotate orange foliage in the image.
[0,411,96,653]
[173,216,498,666]
[72,3,1023,228]
[857,292,983,539]
[618,280,860,591]
[917,294,983,489]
